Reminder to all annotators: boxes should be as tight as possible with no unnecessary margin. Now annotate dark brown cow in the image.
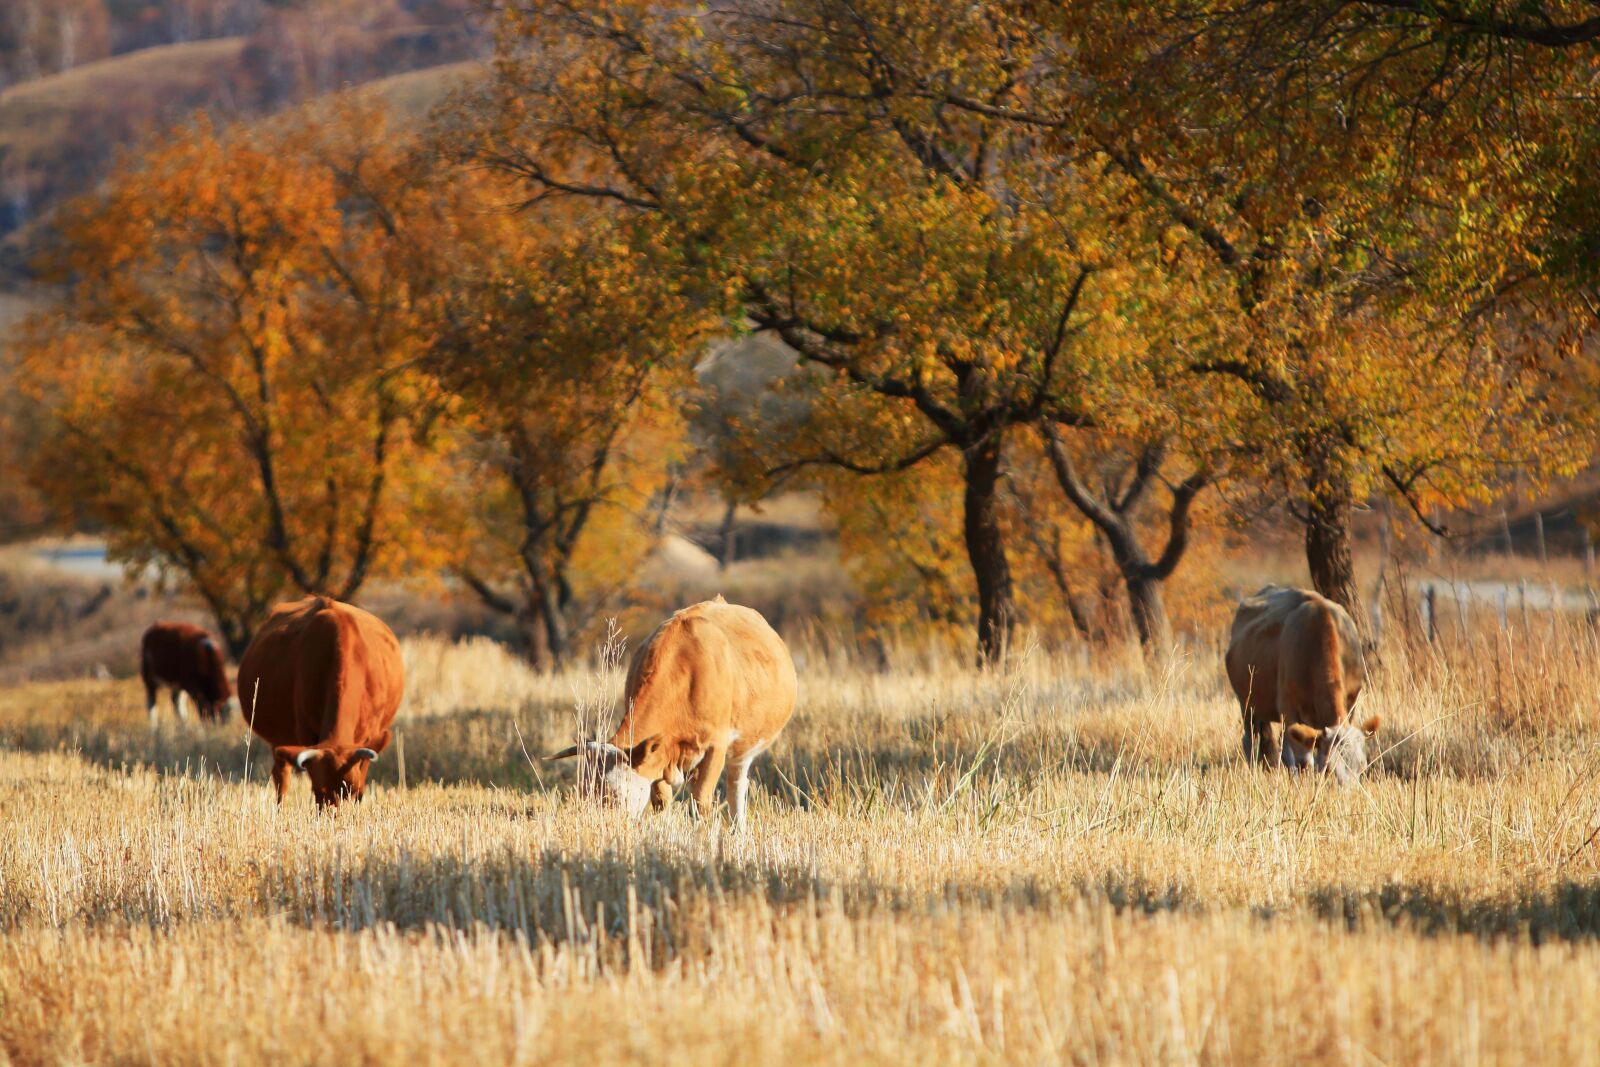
[140,621,238,726]
[236,596,404,807]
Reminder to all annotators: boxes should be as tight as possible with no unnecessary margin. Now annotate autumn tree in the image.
[1003,2,1599,618]
[821,430,1222,648]
[474,0,1229,660]
[1038,428,1209,648]
[727,0,1595,621]
[17,104,448,652]
[419,173,703,665]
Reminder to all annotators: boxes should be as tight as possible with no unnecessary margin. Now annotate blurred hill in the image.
[0,0,485,272]
[0,1,487,543]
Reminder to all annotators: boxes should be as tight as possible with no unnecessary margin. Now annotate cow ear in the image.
[1286,724,1321,750]
[273,745,314,772]
[1359,715,1381,737]
[624,734,663,769]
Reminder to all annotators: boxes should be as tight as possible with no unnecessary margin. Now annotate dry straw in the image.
[3,617,1600,1064]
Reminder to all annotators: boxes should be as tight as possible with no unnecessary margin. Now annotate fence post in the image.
[396,730,407,791]
[1535,511,1548,567]
[1422,583,1436,643]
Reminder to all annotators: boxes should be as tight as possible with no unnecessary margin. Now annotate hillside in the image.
[0,16,482,266]
[359,57,483,115]
[0,37,250,241]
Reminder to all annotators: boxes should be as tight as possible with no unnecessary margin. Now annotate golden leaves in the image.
[17,101,456,631]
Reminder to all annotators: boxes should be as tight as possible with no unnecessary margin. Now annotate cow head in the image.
[272,733,387,807]
[194,637,237,723]
[545,737,659,816]
[1283,717,1382,784]
[200,693,241,724]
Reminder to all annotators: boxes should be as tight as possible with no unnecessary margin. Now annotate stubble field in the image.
[4,621,1600,1065]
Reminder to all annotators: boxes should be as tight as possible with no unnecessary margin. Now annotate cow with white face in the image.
[1225,585,1381,784]
[559,738,656,816]
[1283,721,1380,785]
[548,597,797,829]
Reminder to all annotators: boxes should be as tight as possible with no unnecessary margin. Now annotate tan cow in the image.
[236,596,404,807]
[1225,585,1380,783]
[548,597,797,828]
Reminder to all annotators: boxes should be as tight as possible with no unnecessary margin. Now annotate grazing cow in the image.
[548,597,797,828]
[140,621,239,726]
[1225,585,1380,783]
[236,596,403,807]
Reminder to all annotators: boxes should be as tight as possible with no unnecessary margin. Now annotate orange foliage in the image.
[16,103,450,651]
[418,170,707,663]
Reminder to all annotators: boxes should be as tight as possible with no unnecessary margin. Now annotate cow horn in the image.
[545,745,582,761]
[352,748,379,761]
[295,749,324,769]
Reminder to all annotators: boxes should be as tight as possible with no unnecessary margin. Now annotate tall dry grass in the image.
[3,620,1600,1064]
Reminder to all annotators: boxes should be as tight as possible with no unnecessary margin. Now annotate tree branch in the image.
[1382,463,1451,536]
[1142,469,1210,580]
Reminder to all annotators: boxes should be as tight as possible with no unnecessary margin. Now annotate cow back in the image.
[1224,586,1308,718]
[237,597,404,751]
[613,598,796,749]
[1227,585,1365,729]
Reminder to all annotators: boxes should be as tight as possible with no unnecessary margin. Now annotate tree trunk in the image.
[1305,457,1361,620]
[717,497,738,569]
[962,433,1016,664]
[1123,572,1171,648]
[534,578,570,664]
[217,617,253,661]
[518,610,547,669]
[1035,541,1096,639]
[1041,427,1203,652]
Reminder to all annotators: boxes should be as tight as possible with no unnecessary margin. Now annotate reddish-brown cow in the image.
[140,621,238,726]
[236,596,404,807]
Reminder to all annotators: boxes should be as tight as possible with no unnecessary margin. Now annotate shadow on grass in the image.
[238,840,1202,964]
[0,704,566,791]
[1307,880,1600,944]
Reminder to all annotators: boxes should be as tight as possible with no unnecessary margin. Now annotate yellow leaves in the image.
[15,99,461,627]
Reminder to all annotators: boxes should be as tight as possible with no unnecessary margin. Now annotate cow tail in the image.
[1316,607,1348,727]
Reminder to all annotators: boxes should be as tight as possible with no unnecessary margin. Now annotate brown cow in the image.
[548,597,797,829]
[1225,585,1380,783]
[236,596,404,807]
[140,621,238,726]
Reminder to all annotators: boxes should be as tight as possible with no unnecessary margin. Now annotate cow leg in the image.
[650,779,673,812]
[145,680,160,728]
[171,689,189,721]
[272,758,293,803]
[1255,720,1281,768]
[724,757,753,831]
[688,746,728,821]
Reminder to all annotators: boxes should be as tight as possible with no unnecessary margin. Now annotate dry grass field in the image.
[4,618,1600,1065]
